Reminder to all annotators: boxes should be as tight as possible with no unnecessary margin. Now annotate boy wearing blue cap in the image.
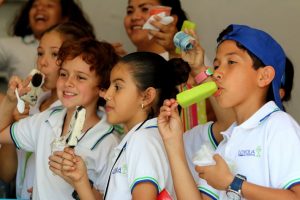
[158,24,300,200]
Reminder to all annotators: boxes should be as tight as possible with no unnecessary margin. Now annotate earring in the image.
[141,103,144,109]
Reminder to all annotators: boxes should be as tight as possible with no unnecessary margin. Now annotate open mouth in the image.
[35,14,47,22]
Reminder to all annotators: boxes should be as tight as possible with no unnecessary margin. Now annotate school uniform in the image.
[199,101,300,200]
[11,106,120,200]
[16,91,58,199]
[183,121,218,182]
[104,118,176,200]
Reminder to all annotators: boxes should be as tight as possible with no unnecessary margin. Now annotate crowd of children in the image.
[0,0,299,200]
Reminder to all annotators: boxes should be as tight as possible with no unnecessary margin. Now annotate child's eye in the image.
[214,65,219,70]
[114,83,122,91]
[77,75,87,80]
[52,52,58,58]
[228,60,237,65]
[37,51,43,57]
[126,8,133,15]
[59,71,67,77]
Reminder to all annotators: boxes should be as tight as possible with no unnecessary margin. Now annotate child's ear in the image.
[98,88,107,98]
[257,66,275,87]
[142,87,156,108]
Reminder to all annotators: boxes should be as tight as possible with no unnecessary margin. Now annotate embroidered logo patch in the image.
[238,146,262,157]
[112,164,128,175]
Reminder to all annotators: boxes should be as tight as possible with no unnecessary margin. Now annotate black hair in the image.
[281,57,294,102]
[9,0,95,38]
[217,25,275,103]
[119,52,190,116]
[159,0,188,30]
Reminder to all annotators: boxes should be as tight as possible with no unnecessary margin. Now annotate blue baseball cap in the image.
[217,24,286,110]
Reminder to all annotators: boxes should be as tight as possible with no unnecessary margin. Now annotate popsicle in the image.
[21,69,45,105]
[176,81,217,108]
[67,106,86,147]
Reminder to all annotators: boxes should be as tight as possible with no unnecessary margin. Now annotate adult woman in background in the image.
[0,0,94,80]
[114,0,215,129]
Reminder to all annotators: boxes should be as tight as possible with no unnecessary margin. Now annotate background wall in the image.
[1,0,299,122]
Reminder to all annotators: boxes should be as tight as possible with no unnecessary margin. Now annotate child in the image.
[158,24,300,200]
[13,22,94,199]
[0,38,120,199]
[53,52,191,200]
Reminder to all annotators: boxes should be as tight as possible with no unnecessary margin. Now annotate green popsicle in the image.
[176,81,218,108]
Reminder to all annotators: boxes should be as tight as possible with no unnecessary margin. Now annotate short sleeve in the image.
[126,128,170,194]
[267,114,300,189]
[10,113,42,151]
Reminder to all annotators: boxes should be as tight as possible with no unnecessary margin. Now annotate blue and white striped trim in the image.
[90,126,115,150]
[145,125,158,129]
[283,178,300,189]
[49,106,64,117]
[208,123,218,150]
[130,176,160,194]
[199,186,219,200]
[10,123,21,149]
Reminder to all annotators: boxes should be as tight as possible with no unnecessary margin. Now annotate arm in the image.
[158,99,208,200]
[132,182,157,200]
[0,144,17,182]
[149,15,179,59]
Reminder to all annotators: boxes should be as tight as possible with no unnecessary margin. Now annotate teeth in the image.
[64,92,75,96]
[132,26,142,30]
[35,14,46,20]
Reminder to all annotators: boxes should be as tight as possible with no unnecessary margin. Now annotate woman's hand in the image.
[111,42,128,57]
[149,15,178,53]
[181,29,206,76]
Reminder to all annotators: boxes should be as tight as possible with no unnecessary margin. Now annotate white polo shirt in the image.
[104,118,176,200]
[16,92,60,199]
[183,121,218,182]
[199,101,300,200]
[11,106,120,200]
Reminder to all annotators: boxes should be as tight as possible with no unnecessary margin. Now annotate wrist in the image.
[226,174,247,200]
[72,178,94,200]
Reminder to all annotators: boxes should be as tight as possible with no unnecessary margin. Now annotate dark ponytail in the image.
[119,52,189,116]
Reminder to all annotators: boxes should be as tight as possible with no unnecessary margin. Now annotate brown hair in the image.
[57,38,119,90]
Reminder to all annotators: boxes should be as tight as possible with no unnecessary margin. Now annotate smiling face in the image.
[124,0,160,47]
[104,62,146,130]
[37,30,62,91]
[29,0,64,38]
[56,56,100,111]
[213,40,261,110]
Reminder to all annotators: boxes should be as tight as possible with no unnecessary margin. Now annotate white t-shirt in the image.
[199,101,300,200]
[104,118,176,200]
[0,35,38,80]
[11,106,120,200]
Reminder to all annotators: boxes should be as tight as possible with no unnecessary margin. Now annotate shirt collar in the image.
[115,118,158,151]
[221,101,280,139]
